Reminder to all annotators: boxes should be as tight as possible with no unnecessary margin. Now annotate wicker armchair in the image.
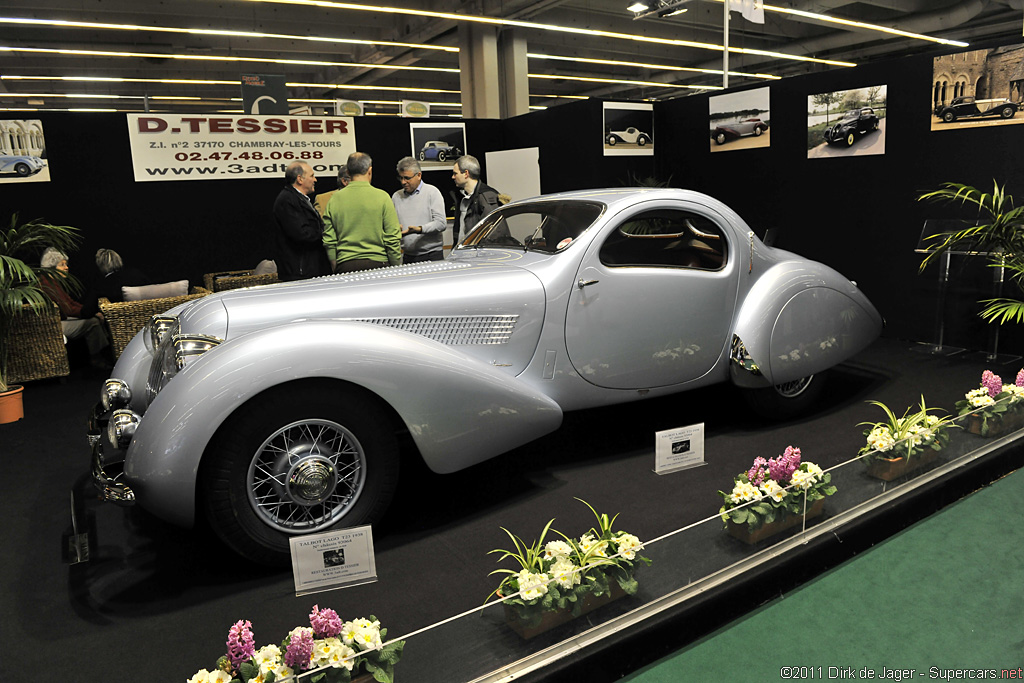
[100,287,211,358]
[203,269,279,292]
[6,302,70,383]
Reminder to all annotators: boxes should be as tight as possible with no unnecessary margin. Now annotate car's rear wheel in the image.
[607,136,617,146]
[741,372,827,420]
[14,163,30,176]
[200,381,399,565]
[418,151,425,161]
[1000,106,1015,119]
[942,111,956,122]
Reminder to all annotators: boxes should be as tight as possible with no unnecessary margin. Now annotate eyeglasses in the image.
[397,173,419,181]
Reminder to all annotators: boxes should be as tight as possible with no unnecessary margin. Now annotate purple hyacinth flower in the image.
[226,619,256,670]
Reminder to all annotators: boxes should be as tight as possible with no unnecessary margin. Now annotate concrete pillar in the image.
[458,23,501,119]
[499,29,530,119]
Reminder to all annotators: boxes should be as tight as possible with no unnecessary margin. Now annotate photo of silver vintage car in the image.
[89,188,882,563]
[0,154,46,176]
[934,96,1018,123]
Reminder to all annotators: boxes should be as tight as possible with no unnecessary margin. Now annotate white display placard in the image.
[125,113,355,182]
[654,423,706,475]
[290,525,378,597]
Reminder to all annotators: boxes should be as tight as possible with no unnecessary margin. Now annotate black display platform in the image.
[3,337,1021,683]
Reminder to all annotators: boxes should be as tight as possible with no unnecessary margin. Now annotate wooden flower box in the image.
[727,498,825,545]
[865,447,940,481]
[502,581,627,640]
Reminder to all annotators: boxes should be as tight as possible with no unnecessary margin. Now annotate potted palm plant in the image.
[0,213,81,423]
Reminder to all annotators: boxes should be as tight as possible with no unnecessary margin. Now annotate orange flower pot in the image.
[0,385,24,424]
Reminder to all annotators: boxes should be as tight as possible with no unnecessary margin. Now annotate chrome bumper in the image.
[88,402,135,506]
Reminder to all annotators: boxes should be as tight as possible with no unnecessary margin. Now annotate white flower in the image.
[253,644,281,669]
[728,481,761,505]
[615,533,643,560]
[579,533,608,557]
[351,620,382,651]
[329,643,357,671]
[543,540,573,560]
[866,425,895,452]
[550,558,581,588]
[905,424,926,447]
[760,479,787,502]
[342,618,376,647]
[516,569,550,600]
[187,670,212,683]
[924,414,940,426]
[790,468,818,490]
[271,664,294,680]
[207,672,231,683]
[966,388,995,407]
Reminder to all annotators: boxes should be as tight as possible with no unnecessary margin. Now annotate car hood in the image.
[178,259,548,375]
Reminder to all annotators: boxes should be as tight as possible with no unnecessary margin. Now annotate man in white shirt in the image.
[392,156,447,263]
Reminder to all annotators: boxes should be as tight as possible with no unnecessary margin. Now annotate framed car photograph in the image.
[931,44,1024,132]
[0,119,50,184]
[409,122,467,170]
[603,101,654,156]
[709,87,771,153]
[807,85,887,159]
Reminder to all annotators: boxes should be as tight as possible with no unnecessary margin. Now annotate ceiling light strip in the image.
[758,3,970,47]
[1,74,461,95]
[0,46,459,74]
[529,73,722,90]
[239,0,853,67]
[0,16,457,53]
[528,52,780,80]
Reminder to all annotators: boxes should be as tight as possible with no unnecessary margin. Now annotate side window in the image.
[599,209,728,270]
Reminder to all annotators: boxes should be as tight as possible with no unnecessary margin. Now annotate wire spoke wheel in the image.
[248,418,366,534]
[774,375,814,399]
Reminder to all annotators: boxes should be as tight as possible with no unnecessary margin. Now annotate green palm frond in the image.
[917,180,1024,271]
[979,298,1024,325]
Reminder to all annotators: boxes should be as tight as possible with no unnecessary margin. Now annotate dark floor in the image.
[2,337,1020,682]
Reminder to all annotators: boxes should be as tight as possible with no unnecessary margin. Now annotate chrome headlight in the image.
[107,409,141,449]
[145,315,179,352]
[146,333,222,403]
[100,378,132,411]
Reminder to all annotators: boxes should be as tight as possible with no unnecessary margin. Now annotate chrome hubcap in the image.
[247,418,365,534]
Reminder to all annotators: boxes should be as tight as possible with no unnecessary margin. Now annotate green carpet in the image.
[623,468,1024,682]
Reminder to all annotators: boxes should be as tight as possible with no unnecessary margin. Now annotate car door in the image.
[564,202,739,390]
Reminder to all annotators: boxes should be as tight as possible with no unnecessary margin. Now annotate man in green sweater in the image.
[323,152,402,273]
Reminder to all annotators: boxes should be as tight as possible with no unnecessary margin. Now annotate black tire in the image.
[715,132,726,145]
[942,110,956,123]
[753,126,763,136]
[872,120,879,130]
[14,163,30,176]
[741,372,827,420]
[1000,106,1015,119]
[607,136,617,146]
[437,150,447,162]
[637,135,648,146]
[200,381,399,565]
[418,151,425,161]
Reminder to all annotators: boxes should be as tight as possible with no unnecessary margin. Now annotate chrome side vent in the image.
[353,315,519,345]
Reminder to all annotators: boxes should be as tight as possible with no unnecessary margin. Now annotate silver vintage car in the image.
[89,188,882,563]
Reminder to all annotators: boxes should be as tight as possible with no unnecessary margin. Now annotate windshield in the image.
[459,200,605,254]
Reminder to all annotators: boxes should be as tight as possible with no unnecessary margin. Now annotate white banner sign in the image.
[125,113,356,182]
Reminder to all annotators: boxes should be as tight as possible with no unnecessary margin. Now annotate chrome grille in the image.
[352,315,519,345]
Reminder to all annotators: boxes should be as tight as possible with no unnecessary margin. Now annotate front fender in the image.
[731,261,882,386]
[124,320,563,527]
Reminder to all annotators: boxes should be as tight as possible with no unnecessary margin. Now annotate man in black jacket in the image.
[272,161,331,281]
[450,154,502,246]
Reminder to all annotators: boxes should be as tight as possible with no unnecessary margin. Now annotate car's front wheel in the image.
[715,132,726,145]
[845,132,856,147]
[1000,106,1015,119]
[437,150,447,162]
[200,381,399,565]
[741,372,826,420]
[637,135,649,146]
[753,127,763,136]
[14,163,30,176]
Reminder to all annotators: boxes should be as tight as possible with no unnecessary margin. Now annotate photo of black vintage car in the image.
[934,96,1018,123]
[823,107,880,147]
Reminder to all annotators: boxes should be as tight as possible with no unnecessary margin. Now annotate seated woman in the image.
[39,247,110,368]
[95,248,150,302]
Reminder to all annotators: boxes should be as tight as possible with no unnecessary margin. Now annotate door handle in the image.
[577,278,599,289]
